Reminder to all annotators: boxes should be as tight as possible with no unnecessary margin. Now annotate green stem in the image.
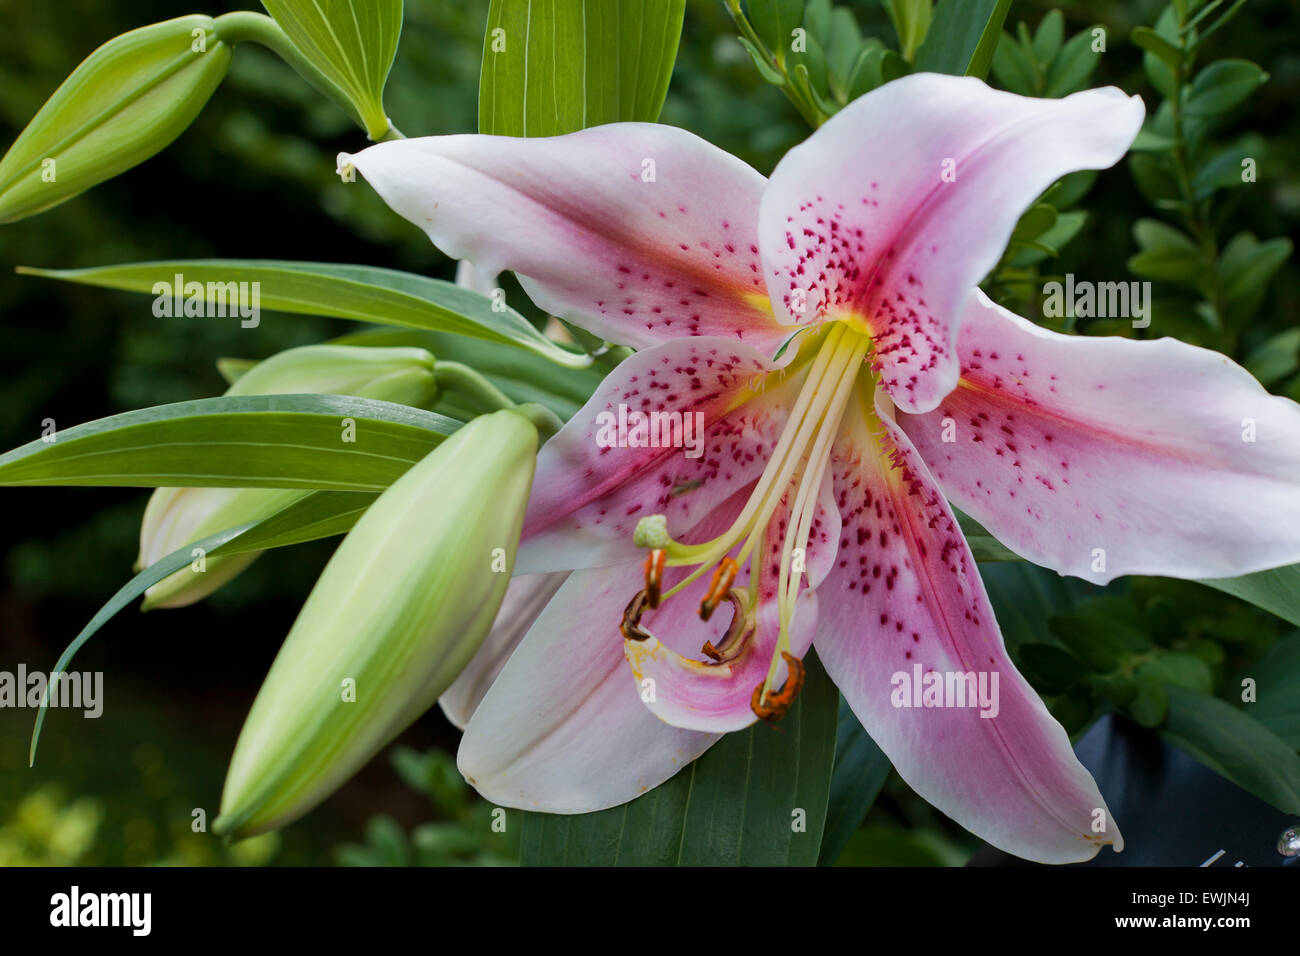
[1166,23,1227,340]
[213,11,391,140]
[511,403,564,442]
[435,361,517,414]
[723,0,825,128]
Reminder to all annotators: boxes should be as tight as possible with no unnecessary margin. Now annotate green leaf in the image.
[1010,209,1087,267]
[990,32,1036,95]
[519,651,838,865]
[1199,562,1300,629]
[1185,59,1268,116]
[17,259,589,369]
[819,697,892,865]
[1031,9,1064,65]
[1138,652,1213,695]
[1160,686,1300,815]
[0,17,231,224]
[261,0,401,139]
[1011,203,1058,243]
[1240,630,1300,748]
[915,0,1012,80]
[1131,25,1183,69]
[210,489,376,556]
[1127,672,1170,727]
[1190,133,1264,199]
[749,0,804,58]
[1243,327,1300,387]
[880,0,933,62]
[1219,234,1292,307]
[1128,218,1203,283]
[479,0,685,137]
[738,35,786,85]
[1044,25,1102,98]
[0,394,456,491]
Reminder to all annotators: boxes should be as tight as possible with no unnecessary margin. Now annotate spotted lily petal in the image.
[758,73,1144,414]
[901,291,1300,583]
[340,124,788,353]
[813,393,1121,863]
[518,336,802,574]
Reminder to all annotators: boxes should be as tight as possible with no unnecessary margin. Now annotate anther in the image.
[701,590,752,663]
[620,590,652,642]
[750,653,806,722]
[698,556,738,621]
[643,549,665,608]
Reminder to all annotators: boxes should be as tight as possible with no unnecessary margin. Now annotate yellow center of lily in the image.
[633,321,875,717]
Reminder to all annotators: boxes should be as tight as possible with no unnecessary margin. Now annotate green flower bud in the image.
[0,17,232,224]
[139,345,437,609]
[214,409,538,839]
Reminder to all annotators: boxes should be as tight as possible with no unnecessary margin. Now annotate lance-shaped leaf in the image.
[261,0,401,140]
[479,0,685,136]
[1199,563,1300,629]
[0,395,457,491]
[915,0,1011,80]
[0,16,231,224]
[17,260,589,369]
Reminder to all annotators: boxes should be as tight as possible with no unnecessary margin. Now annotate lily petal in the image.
[438,570,569,730]
[341,125,788,352]
[626,472,839,732]
[457,562,719,813]
[901,291,1300,583]
[759,73,1144,413]
[814,393,1122,863]
[518,336,803,574]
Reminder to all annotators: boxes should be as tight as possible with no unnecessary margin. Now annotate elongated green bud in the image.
[0,16,233,224]
[139,345,437,609]
[214,410,538,838]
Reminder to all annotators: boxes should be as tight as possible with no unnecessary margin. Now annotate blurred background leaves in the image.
[0,0,1297,865]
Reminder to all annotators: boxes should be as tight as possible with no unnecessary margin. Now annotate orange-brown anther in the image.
[643,549,665,609]
[750,653,806,722]
[621,590,652,642]
[698,556,738,621]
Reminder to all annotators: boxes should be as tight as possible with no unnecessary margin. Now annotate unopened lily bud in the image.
[0,16,232,224]
[139,345,437,609]
[214,409,538,839]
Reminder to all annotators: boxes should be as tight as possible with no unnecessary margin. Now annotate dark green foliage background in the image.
[0,0,1295,865]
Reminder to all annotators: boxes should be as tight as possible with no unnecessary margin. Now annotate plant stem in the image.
[435,361,517,415]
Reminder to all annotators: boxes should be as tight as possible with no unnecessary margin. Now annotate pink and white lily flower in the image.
[341,74,1300,863]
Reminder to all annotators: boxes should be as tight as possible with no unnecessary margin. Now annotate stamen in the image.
[698,557,738,621]
[701,590,752,662]
[750,652,806,722]
[643,549,665,608]
[621,590,652,642]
